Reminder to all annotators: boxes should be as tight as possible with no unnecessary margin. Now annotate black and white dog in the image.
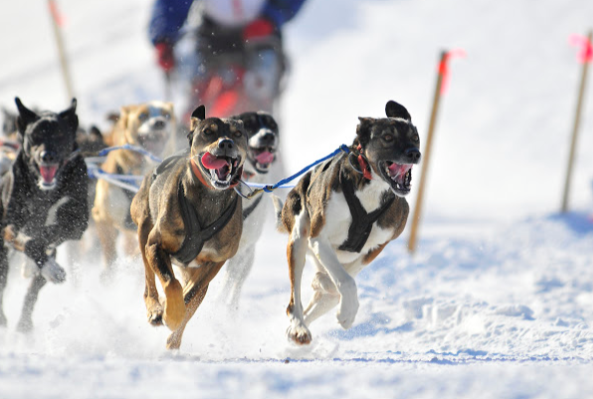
[216,111,280,309]
[0,98,89,332]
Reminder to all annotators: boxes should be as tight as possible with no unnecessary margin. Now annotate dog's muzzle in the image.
[198,147,243,190]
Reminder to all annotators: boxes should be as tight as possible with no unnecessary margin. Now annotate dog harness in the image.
[172,180,239,266]
[338,175,395,253]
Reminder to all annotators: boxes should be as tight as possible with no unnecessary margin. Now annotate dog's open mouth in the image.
[250,147,276,173]
[200,152,242,189]
[380,161,413,196]
[37,163,59,189]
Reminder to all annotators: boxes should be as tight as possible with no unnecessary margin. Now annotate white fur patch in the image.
[45,196,71,226]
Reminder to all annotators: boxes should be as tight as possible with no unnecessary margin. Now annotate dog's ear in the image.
[356,117,374,148]
[189,105,205,133]
[58,98,79,133]
[15,97,39,134]
[385,100,411,121]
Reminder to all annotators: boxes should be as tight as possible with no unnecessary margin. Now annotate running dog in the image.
[130,105,248,350]
[0,97,89,332]
[274,100,421,345]
[216,111,280,309]
[92,101,176,277]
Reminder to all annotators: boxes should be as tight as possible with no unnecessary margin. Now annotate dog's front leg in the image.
[4,225,66,283]
[16,274,47,332]
[166,261,225,350]
[145,232,184,331]
[0,241,8,327]
[309,235,359,330]
[286,211,312,345]
[137,219,162,326]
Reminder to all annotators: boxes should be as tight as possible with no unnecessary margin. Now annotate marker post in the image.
[561,30,593,213]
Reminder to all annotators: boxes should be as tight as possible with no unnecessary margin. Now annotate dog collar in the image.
[357,144,373,180]
[191,158,214,189]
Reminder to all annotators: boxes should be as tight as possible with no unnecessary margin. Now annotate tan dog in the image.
[92,101,176,278]
[130,105,248,350]
[274,100,421,345]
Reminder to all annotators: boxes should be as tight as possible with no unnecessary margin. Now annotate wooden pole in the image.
[48,0,75,100]
[561,30,592,213]
[407,51,447,254]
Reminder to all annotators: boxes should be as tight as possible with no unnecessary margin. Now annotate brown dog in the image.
[274,100,421,345]
[92,101,176,277]
[130,105,248,350]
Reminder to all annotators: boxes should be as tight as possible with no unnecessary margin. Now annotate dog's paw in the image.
[16,316,33,333]
[286,322,312,345]
[147,306,164,326]
[21,259,40,279]
[336,295,359,330]
[162,291,185,331]
[40,258,66,284]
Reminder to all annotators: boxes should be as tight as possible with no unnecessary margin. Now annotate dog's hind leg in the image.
[286,211,312,345]
[0,245,8,327]
[309,234,359,330]
[217,245,255,310]
[16,274,47,333]
[166,261,225,350]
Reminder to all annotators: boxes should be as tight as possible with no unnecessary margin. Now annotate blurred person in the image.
[149,0,307,121]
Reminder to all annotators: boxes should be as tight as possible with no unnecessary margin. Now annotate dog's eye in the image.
[233,129,243,139]
[203,128,212,135]
[162,112,171,120]
[413,133,419,142]
[383,134,394,142]
[139,112,149,122]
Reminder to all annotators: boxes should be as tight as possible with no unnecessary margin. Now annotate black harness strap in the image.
[338,175,395,253]
[242,193,263,221]
[172,180,239,266]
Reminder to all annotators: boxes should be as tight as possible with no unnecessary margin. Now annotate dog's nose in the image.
[261,132,275,144]
[153,119,166,129]
[404,148,421,163]
[218,139,234,151]
[41,151,57,164]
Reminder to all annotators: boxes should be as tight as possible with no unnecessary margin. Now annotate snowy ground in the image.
[1,0,593,398]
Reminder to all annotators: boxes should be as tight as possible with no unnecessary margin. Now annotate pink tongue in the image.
[255,151,274,165]
[201,153,228,171]
[40,165,58,183]
[388,163,412,177]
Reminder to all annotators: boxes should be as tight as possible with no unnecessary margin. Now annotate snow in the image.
[1,0,593,398]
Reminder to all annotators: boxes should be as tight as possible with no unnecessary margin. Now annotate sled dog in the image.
[0,97,89,331]
[130,105,248,350]
[216,111,280,309]
[92,101,176,277]
[274,100,421,345]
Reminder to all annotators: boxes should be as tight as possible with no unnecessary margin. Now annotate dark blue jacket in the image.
[149,0,307,45]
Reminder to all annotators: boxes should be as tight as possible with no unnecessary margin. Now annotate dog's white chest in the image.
[322,180,393,264]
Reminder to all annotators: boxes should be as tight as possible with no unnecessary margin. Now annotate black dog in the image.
[0,97,89,332]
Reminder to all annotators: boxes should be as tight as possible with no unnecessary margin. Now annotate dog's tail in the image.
[271,194,288,233]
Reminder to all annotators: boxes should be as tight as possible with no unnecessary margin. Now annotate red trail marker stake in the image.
[48,0,75,101]
[407,49,465,254]
[561,30,593,213]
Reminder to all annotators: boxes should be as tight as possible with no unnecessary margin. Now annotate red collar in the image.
[191,158,214,189]
[357,144,373,180]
